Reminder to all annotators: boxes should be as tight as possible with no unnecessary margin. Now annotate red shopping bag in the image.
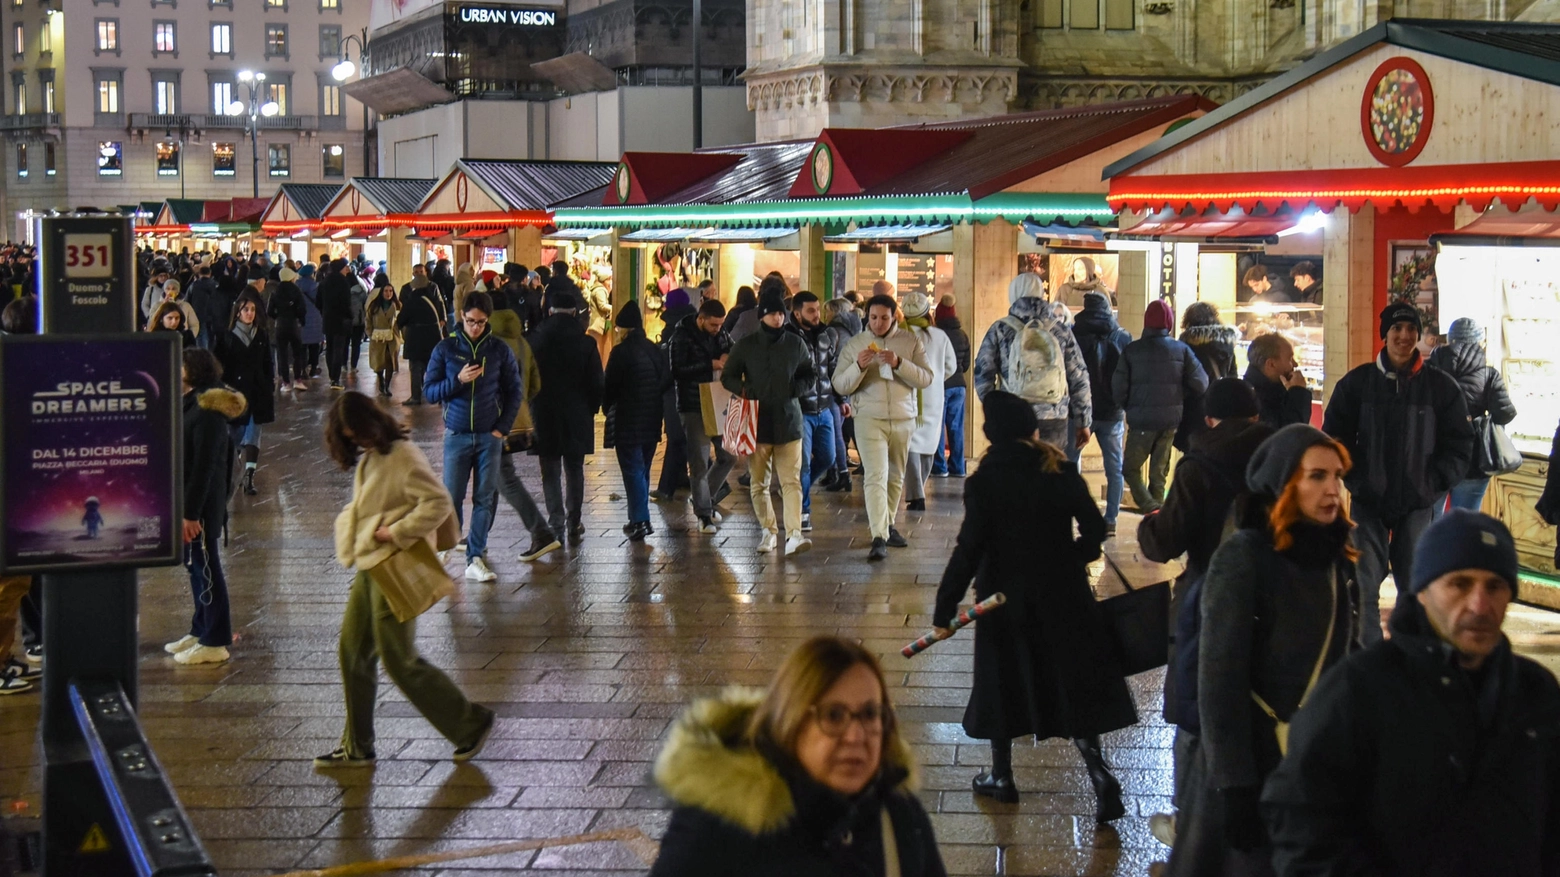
[722,393,760,456]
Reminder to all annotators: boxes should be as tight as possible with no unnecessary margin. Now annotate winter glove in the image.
[1221,786,1267,851]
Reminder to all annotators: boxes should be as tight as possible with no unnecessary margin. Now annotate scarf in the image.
[1278,518,1354,570]
[231,320,257,348]
[903,322,929,417]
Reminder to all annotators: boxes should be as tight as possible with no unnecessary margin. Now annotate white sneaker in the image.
[1148,812,1177,847]
[711,511,723,524]
[697,517,719,534]
[293,380,307,391]
[174,644,230,665]
[164,635,199,655]
[784,534,812,557]
[465,557,497,582]
[756,532,777,554]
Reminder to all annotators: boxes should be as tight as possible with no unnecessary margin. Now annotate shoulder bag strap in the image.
[1251,566,1337,754]
[880,806,901,877]
[423,292,445,329]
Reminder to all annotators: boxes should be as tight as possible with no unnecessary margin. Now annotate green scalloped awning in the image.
[551,192,1114,231]
[188,222,257,235]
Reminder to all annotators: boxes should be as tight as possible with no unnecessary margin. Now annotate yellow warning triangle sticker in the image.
[78,823,111,854]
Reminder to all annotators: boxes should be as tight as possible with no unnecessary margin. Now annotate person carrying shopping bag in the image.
[318,392,495,768]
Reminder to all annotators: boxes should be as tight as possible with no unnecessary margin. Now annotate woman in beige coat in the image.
[318,392,494,768]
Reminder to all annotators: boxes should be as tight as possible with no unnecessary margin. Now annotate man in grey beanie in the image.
[1263,510,1560,876]
[1322,301,1473,644]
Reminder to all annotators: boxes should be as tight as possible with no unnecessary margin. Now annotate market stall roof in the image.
[1111,209,1302,243]
[607,152,745,205]
[314,177,437,233]
[686,227,800,244]
[417,159,618,227]
[260,184,342,234]
[795,95,1213,202]
[620,228,700,243]
[824,224,953,244]
[541,227,613,242]
[1431,208,1560,247]
[557,191,1115,230]
[1105,19,1560,213]
[156,199,207,226]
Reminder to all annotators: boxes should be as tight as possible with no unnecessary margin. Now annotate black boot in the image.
[242,468,257,496]
[972,738,1019,804]
[1074,736,1125,824]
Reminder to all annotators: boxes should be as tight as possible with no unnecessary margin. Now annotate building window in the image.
[267,143,290,177]
[13,24,23,58]
[98,140,123,176]
[265,81,288,114]
[38,20,50,53]
[96,19,119,53]
[96,75,120,113]
[265,24,287,58]
[266,0,285,7]
[212,141,235,176]
[44,142,55,175]
[211,23,231,55]
[153,75,179,115]
[208,0,230,7]
[1069,0,1099,29]
[320,0,338,8]
[10,0,20,8]
[10,72,23,115]
[1039,0,1062,28]
[212,79,234,114]
[322,143,344,177]
[41,77,53,114]
[154,21,176,55]
[156,141,180,175]
[319,24,341,59]
[1103,0,1133,29]
[15,143,25,178]
[320,83,341,116]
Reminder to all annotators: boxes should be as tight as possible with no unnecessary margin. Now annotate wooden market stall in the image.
[1103,19,1560,601]
[314,177,436,280]
[257,184,345,264]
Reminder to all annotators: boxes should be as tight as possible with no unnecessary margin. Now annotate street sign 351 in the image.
[63,235,114,278]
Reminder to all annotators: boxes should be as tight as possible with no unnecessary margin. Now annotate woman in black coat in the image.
[1168,423,1359,877]
[602,301,673,541]
[394,273,445,405]
[650,636,946,877]
[933,391,1136,821]
[214,291,275,497]
[528,290,604,544]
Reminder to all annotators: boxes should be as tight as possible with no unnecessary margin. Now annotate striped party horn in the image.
[901,593,1006,658]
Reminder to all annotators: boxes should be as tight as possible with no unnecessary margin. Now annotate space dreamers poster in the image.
[1,334,181,573]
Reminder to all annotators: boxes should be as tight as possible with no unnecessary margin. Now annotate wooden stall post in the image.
[798,224,827,297]
[956,218,1019,458]
[1322,206,1375,400]
[509,225,543,272]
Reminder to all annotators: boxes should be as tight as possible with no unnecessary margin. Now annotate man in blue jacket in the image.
[425,291,522,583]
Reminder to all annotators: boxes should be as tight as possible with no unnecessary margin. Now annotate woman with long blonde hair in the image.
[1168,423,1360,877]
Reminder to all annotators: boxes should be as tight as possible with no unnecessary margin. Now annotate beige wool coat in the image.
[334,439,455,572]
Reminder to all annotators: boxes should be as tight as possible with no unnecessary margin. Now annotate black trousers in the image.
[326,332,350,383]
[1352,504,1432,646]
[408,358,427,402]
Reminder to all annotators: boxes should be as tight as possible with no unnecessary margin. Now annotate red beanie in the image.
[480,269,497,285]
[1144,299,1174,330]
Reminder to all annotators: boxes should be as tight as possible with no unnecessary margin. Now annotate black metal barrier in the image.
[64,680,214,877]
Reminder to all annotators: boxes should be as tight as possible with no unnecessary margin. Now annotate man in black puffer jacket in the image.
[1427,317,1517,519]
[1071,291,1131,532]
[785,291,840,533]
[603,301,672,542]
[1264,511,1560,877]
[318,259,356,389]
[669,300,735,532]
[1323,302,1473,645]
[1112,299,1208,514]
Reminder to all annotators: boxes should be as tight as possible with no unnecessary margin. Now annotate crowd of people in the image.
[3,239,1559,877]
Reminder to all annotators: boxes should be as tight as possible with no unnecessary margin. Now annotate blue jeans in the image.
[1071,419,1125,524]
[933,386,967,476]
[443,432,502,562]
[185,528,231,647]
[829,402,848,476]
[800,411,837,513]
[1433,476,1491,520]
[616,443,657,525]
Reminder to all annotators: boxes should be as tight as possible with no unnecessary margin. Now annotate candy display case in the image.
[1231,302,1326,397]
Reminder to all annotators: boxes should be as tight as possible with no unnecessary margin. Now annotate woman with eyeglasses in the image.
[933,390,1137,821]
[649,635,946,877]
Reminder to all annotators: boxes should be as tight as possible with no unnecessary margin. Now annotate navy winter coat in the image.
[1111,328,1208,432]
[424,327,523,436]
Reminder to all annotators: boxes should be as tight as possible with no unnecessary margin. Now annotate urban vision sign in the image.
[457,6,558,25]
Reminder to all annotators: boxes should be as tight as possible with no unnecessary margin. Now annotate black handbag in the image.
[1099,554,1171,676]
[602,404,617,449]
[1474,414,1523,476]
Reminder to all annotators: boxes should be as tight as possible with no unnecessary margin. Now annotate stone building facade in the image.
[745,0,1558,141]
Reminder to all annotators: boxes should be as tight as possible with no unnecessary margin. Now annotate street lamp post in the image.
[332,31,373,177]
[230,71,279,199]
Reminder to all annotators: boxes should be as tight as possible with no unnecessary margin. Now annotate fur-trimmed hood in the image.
[1180,323,1237,349]
[653,687,919,837]
[191,385,248,420]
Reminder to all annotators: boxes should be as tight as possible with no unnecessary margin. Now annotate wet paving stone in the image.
[5,365,1558,875]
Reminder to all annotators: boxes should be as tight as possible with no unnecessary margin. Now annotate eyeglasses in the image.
[463,317,488,328]
[809,702,889,738]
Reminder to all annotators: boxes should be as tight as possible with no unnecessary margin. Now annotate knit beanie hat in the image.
[901,291,931,319]
[616,300,643,331]
[758,290,787,316]
[1409,509,1519,598]
[1204,377,1261,421]
[1448,317,1485,345]
[1380,301,1422,339]
[664,288,691,311]
[1144,299,1174,331]
[279,267,298,283]
[297,264,315,277]
[982,390,1040,444]
[935,294,956,323]
[549,290,578,312]
[1245,423,1337,497]
[480,269,498,286]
